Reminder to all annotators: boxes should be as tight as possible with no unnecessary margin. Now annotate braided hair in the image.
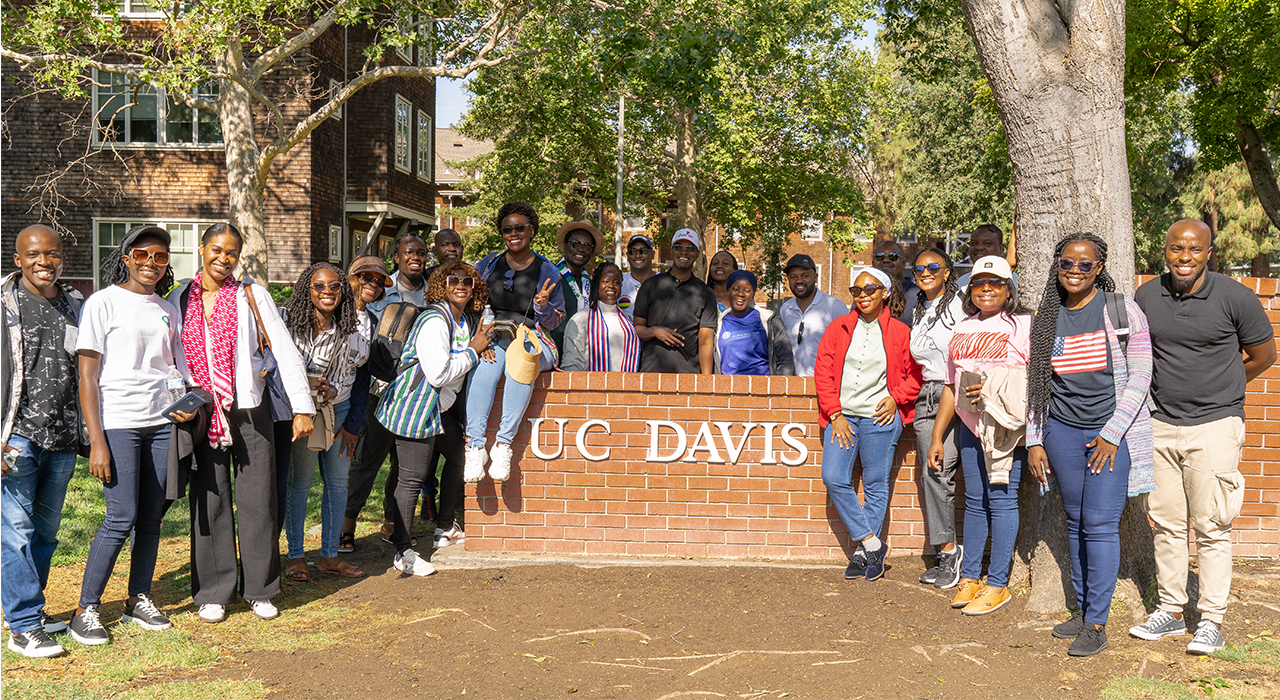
[588,261,622,309]
[885,274,906,320]
[1027,232,1116,435]
[282,262,358,342]
[911,247,960,330]
[101,229,175,296]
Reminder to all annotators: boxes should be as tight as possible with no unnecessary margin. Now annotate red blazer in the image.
[814,309,923,428]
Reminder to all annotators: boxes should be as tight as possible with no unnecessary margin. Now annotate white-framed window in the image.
[328,79,343,121]
[416,110,432,181]
[416,15,433,66]
[93,218,218,289]
[328,224,342,262]
[114,0,185,17]
[93,69,221,147]
[623,213,646,231]
[394,95,412,173]
[814,264,823,288]
[801,217,824,241]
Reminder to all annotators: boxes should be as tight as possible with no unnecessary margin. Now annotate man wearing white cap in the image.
[632,228,719,374]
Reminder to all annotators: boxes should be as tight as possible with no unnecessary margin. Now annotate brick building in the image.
[1,11,437,293]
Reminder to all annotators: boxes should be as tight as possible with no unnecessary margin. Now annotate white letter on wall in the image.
[759,422,779,464]
[646,420,687,462]
[714,422,756,464]
[576,419,612,461]
[527,418,568,460]
[684,421,724,463]
[779,423,809,466]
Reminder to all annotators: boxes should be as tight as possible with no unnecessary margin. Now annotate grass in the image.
[1213,638,1280,667]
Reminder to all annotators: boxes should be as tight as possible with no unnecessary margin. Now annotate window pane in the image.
[96,76,127,142]
[130,88,158,142]
[168,98,194,143]
[395,97,411,170]
[130,0,156,12]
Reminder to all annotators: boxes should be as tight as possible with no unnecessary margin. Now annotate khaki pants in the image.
[1146,416,1247,624]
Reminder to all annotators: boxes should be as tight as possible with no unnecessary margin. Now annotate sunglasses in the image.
[311,281,345,294]
[502,269,516,292]
[446,275,475,289]
[970,277,1010,290]
[129,248,170,266]
[671,244,698,253]
[850,284,884,298]
[566,240,594,252]
[627,247,650,256]
[1058,258,1097,274]
[355,272,384,285]
[914,263,944,273]
[796,321,805,346]
[874,252,900,262]
[500,224,532,236]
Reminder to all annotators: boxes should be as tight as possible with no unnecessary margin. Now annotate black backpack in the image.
[1104,291,1130,355]
[367,301,425,382]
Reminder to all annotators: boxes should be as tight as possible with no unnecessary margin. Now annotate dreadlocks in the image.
[886,274,906,320]
[911,247,960,330]
[1027,232,1116,435]
[282,262,358,341]
[101,232,175,296]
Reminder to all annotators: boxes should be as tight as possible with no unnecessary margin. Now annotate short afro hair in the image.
[496,201,538,235]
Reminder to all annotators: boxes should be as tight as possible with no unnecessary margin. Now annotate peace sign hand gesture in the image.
[533,278,557,306]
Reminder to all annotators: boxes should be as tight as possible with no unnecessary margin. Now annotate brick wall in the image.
[466,276,1280,560]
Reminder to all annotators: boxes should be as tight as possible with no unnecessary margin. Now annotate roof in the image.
[435,128,494,185]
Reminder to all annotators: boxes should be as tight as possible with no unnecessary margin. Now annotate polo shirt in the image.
[633,271,719,373]
[778,289,847,377]
[1135,272,1273,426]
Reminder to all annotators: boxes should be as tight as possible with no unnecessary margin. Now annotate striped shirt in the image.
[375,303,478,439]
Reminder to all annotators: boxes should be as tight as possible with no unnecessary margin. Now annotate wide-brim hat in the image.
[348,255,393,286]
[505,325,544,385]
[555,220,605,259]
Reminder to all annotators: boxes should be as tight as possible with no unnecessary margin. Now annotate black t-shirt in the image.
[486,256,541,328]
[633,271,719,374]
[14,284,80,452]
[1049,291,1115,429]
[1135,272,1274,426]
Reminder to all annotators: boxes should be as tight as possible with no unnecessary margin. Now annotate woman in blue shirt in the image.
[712,270,794,376]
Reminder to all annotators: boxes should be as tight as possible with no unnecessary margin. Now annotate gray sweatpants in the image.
[915,381,961,547]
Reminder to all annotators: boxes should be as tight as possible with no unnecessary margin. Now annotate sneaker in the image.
[932,546,963,590]
[1186,620,1226,655]
[919,562,943,586]
[121,594,172,631]
[1069,625,1109,657]
[380,521,395,544]
[864,542,890,582]
[844,550,868,580]
[393,548,437,577]
[41,611,68,635]
[69,606,109,645]
[489,443,513,482]
[432,525,465,549]
[197,604,226,624]
[962,586,1012,616]
[1129,609,1187,641]
[249,599,279,620]
[1053,611,1086,639]
[8,628,65,658]
[951,579,983,608]
[463,446,487,483]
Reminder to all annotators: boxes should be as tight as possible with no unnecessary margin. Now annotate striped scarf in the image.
[587,305,639,372]
[183,272,238,448]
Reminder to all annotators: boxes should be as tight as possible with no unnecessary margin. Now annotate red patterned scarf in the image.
[183,272,239,448]
[587,305,639,372]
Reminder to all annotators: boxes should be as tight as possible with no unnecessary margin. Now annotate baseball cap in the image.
[785,253,817,272]
[671,228,701,250]
[348,255,393,286]
[121,225,171,250]
[627,234,654,250]
[969,255,1014,281]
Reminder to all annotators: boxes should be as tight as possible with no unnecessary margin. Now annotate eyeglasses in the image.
[446,275,475,289]
[1057,258,1097,274]
[796,321,805,346]
[627,247,650,256]
[311,281,345,294]
[671,244,698,253]
[970,278,1010,290]
[915,263,944,273]
[874,252,900,262]
[500,224,531,236]
[355,272,384,285]
[502,269,516,292]
[129,248,170,266]
[566,240,594,252]
[850,284,884,298]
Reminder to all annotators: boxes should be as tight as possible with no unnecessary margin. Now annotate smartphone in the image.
[956,371,984,413]
[164,392,206,422]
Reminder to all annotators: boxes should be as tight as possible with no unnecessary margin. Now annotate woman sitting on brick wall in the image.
[561,262,640,372]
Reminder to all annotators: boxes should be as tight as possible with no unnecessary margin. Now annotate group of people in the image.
[1,209,1271,666]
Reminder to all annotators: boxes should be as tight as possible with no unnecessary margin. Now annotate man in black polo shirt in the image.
[1130,219,1276,655]
[633,228,718,373]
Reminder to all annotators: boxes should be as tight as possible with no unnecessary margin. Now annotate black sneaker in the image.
[1068,625,1108,657]
[864,542,890,581]
[8,628,66,658]
[1053,611,1086,639]
[932,545,963,590]
[121,594,172,631]
[69,605,109,646]
[844,551,868,579]
[40,611,68,635]
[919,562,943,585]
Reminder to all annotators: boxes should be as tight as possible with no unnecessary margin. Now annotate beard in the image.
[1170,266,1204,292]
[793,284,816,299]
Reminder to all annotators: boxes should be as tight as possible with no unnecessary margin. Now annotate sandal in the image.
[338,532,355,554]
[317,557,366,578]
[285,558,310,581]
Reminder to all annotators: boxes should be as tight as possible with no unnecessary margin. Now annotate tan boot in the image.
[962,585,1012,616]
[951,579,983,609]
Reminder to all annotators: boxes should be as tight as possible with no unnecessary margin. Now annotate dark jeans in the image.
[957,422,1025,588]
[1044,416,1131,625]
[78,424,170,609]
[391,435,437,553]
[344,392,399,524]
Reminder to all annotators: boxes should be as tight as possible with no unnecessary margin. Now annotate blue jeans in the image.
[285,400,350,559]
[1044,417,1131,625]
[958,422,1024,588]
[79,424,170,609]
[465,340,554,448]
[2,436,76,634]
[821,414,903,545]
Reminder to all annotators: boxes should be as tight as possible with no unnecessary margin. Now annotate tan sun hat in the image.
[505,325,544,385]
[555,220,604,259]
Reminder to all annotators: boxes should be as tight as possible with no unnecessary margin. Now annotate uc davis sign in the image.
[527,418,811,465]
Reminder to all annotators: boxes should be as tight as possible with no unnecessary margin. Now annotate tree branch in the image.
[248,1,345,80]
[1238,118,1280,232]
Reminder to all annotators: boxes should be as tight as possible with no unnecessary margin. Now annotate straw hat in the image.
[555,220,604,259]
[505,325,543,385]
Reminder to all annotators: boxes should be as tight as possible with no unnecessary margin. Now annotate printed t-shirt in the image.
[946,311,1031,435]
[13,284,80,451]
[909,294,966,383]
[718,309,769,375]
[1049,291,1114,429]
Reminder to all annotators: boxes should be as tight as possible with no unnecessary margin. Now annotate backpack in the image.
[1104,292,1130,355]
[367,301,425,382]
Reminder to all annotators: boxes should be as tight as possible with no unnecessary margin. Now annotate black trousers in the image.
[391,435,437,553]
[432,410,467,530]
[344,392,400,523]
[189,401,280,605]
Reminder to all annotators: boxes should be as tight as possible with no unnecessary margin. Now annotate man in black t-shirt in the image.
[2,225,84,658]
[632,228,718,374]
[1130,219,1276,655]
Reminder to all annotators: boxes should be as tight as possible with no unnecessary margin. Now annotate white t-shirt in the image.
[77,285,183,430]
[909,294,967,382]
[778,290,848,377]
[619,272,653,319]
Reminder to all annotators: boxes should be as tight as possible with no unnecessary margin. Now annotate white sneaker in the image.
[463,446,487,483]
[432,525,465,549]
[393,548,437,577]
[489,442,513,482]
[197,604,225,623]
[248,599,278,620]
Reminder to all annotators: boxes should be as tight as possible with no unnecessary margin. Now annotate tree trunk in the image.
[1251,252,1270,278]
[960,0,1151,615]
[672,107,709,277]
[1238,119,1280,233]
[1207,202,1219,273]
[218,43,269,283]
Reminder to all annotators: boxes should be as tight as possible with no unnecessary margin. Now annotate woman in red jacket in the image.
[815,268,923,582]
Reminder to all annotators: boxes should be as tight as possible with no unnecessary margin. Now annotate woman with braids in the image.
[927,256,1031,617]
[377,262,493,576]
[168,223,314,624]
[814,267,921,582]
[71,226,193,645]
[561,262,641,372]
[707,250,739,313]
[712,270,795,375]
[466,201,563,484]
[908,248,967,589]
[1025,233,1154,657]
[280,263,370,581]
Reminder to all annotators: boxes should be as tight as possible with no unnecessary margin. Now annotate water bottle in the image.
[481,304,494,327]
[165,368,185,402]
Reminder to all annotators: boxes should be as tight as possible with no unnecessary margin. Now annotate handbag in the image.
[242,283,295,422]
